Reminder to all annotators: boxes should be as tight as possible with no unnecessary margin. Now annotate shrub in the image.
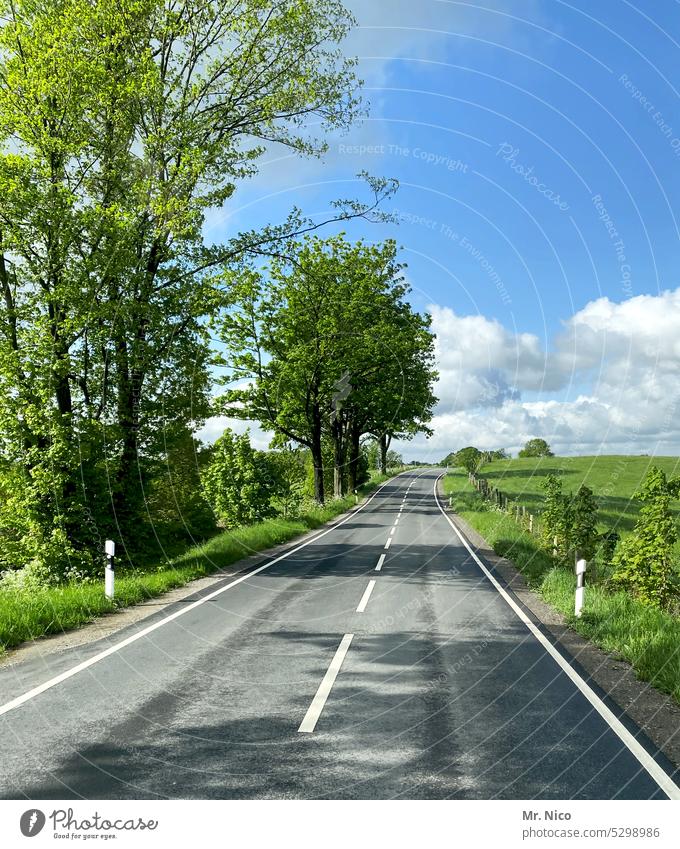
[541,474,572,558]
[570,484,599,562]
[201,429,278,528]
[611,467,680,609]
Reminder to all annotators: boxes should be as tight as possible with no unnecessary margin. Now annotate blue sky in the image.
[201,1,680,461]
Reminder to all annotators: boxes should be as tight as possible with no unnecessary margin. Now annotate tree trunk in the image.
[310,403,325,504]
[347,424,361,492]
[331,416,345,498]
[380,433,391,475]
[311,435,325,504]
[113,331,144,525]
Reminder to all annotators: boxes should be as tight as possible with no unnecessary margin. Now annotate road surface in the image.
[1,469,678,799]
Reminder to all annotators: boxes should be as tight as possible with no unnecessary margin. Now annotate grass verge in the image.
[0,469,405,656]
[442,470,680,703]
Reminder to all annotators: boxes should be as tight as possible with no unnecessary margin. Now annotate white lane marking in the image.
[389,526,396,536]
[384,536,392,550]
[433,475,680,801]
[298,634,354,733]
[356,580,376,613]
[394,517,399,525]
[0,475,409,719]
[375,554,386,572]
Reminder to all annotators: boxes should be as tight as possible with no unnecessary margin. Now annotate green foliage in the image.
[386,449,404,468]
[265,446,309,518]
[519,438,554,458]
[0,0,379,578]
[612,467,680,609]
[453,446,483,473]
[144,428,216,544]
[481,449,509,463]
[570,485,599,562]
[597,530,620,573]
[218,234,436,502]
[541,474,569,554]
[541,476,599,565]
[201,429,277,528]
[365,439,381,471]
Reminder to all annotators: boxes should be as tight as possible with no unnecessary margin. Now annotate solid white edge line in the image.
[433,474,680,800]
[375,554,386,572]
[356,579,376,613]
[384,536,392,550]
[298,633,354,733]
[0,474,410,719]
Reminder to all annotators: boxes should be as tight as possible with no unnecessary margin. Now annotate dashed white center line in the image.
[298,634,354,733]
[384,536,392,550]
[356,579,376,613]
[394,517,399,525]
[389,526,396,536]
[375,554,386,571]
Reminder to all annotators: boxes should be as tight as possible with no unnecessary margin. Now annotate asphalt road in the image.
[1,469,678,800]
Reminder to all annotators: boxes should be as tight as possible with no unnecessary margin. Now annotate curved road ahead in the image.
[1,469,678,799]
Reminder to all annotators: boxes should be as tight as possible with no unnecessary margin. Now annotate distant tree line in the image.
[442,438,554,471]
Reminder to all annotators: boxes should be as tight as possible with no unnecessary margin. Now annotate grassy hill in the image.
[463,454,680,535]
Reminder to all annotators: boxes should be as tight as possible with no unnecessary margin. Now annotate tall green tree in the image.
[0,0,392,576]
[218,235,436,501]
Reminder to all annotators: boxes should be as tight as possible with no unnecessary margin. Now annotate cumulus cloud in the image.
[399,289,680,460]
[197,416,272,451]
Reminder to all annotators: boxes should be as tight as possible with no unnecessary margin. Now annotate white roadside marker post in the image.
[575,557,587,617]
[105,539,116,600]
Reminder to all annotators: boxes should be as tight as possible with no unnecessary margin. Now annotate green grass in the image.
[0,469,403,655]
[443,469,680,702]
[465,454,680,536]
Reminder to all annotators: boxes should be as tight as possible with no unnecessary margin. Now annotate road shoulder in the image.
[438,480,680,772]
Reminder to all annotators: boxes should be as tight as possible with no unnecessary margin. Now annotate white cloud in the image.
[396,289,680,460]
[197,416,273,451]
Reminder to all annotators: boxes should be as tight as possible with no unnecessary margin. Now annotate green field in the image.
[463,455,680,535]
